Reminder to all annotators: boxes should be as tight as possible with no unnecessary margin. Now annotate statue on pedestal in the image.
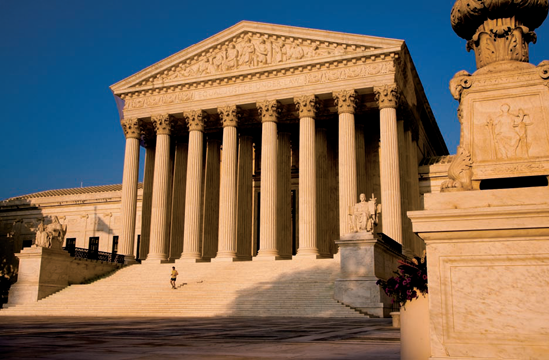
[348,193,380,233]
[35,216,67,250]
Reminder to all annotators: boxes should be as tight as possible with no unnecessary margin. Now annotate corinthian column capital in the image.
[256,100,282,123]
[294,95,320,118]
[218,105,241,128]
[374,84,400,109]
[333,90,358,114]
[121,118,142,139]
[152,114,175,135]
[184,110,208,132]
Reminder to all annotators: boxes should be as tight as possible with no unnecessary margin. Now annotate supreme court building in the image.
[109,21,447,264]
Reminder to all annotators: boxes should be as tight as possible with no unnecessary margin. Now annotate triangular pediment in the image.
[111,21,403,94]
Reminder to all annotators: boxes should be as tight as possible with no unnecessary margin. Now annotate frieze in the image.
[471,72,543,88]
[137,32,377,87]
[474,162,548,177]
[124,62,395,111]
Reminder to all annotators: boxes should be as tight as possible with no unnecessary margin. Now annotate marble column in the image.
[169,136,188,261]
[119,118,141,263]
[374,84,403,245]
[295,95,321,257]
[333,90,359,236]
[145,114,174,263]
[179,110,206,262]
[316,126,332,257]
[406,121,423,255]
[216,105,240,260]
[139,132,156,261]
[277,129,292,259]
[356,123,368,196]
[255,100,281,260]
[236,133,254,260]
[202,136,221,260]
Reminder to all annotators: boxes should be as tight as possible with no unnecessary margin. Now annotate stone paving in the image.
[0,316,400,359]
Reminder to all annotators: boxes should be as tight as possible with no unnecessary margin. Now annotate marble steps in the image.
[2,256,367,318]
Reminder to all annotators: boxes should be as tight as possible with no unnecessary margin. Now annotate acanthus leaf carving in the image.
[294,95,320,118]
[217,105,241,128]
[373,84,400,109]
[184,110,208,132]
[256,100,282,123]
[333,89,358,114]
[121,118,142,139]
[152,114,176,135]
[440,146,473,192]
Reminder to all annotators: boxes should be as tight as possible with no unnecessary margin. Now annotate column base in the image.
[211,257,239,262]
[253,255,292,261]
[123,255,138,265]
[142,258,170,265]
[175,258,211,264]
[293,253,333,260]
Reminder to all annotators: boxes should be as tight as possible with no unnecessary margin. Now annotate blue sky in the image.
[1,1,548,200]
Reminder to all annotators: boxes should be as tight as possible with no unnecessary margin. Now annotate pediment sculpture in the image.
[137,32,370,87]
[35,216,67,250]
[348,193,380,233]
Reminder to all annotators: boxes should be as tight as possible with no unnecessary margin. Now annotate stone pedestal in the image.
[409,187,549,360]
[7,246,121,307]
[334,232,404,317]
[401,293,430,360]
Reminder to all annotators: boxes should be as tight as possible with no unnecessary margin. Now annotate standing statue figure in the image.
[348,193,380,233]
[34,216,67,250]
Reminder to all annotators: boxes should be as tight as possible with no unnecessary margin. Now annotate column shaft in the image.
[380,107,402,244]
[119,137,140,262]
[202,138,220,259]
[181,131,204,260]
[257,121,278,258]
[217,127,238,258]
[139,146,155,260]
[277,131,292,258]
[316,127,331,257]
[297,117,319,256]
[169,141,188,261]
[236,135,253,260]
[146,134,171,262]
[338,113,357,236]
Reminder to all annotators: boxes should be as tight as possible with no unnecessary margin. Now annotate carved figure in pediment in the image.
[213,50,225,71]
[224,43,239,71]
[272,42,287,63]
[348,193,380,233]
[197,57,212,76]
[288,44,304,61]
[239,36,256,67]
[486,104,533,160]
[256,39,270,65]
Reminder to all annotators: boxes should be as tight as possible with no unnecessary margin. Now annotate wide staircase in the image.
[1,255,367,318]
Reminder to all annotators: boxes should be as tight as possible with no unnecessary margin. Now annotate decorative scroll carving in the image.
[121,118,141,139]
[373,84,400,109]
[184,110,208,132]
[152,114,175,135]
[141,32,370,86]
[35,216,67,250]
[140,121,156,148]
[218,105,241,127]
[441,146,473,192]
[294,95,320,118]
[451,0,548,69]
[333,89,358,114]
[257,100,282,123]
[449,70,473,101]
[347,193,380,234]
[540,61,549,88]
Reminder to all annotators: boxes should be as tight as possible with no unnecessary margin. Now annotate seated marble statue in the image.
[35,216,67,250]
[348,193,379,233]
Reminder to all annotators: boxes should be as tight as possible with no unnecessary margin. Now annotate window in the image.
[88,237,99,260]
[65,238,76,257]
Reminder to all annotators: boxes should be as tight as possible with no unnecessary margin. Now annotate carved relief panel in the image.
[461,84,549,179]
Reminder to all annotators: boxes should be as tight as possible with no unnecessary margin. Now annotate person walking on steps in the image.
[170,266,179,289]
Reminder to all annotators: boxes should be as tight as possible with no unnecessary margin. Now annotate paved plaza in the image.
[0,316,399,359]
